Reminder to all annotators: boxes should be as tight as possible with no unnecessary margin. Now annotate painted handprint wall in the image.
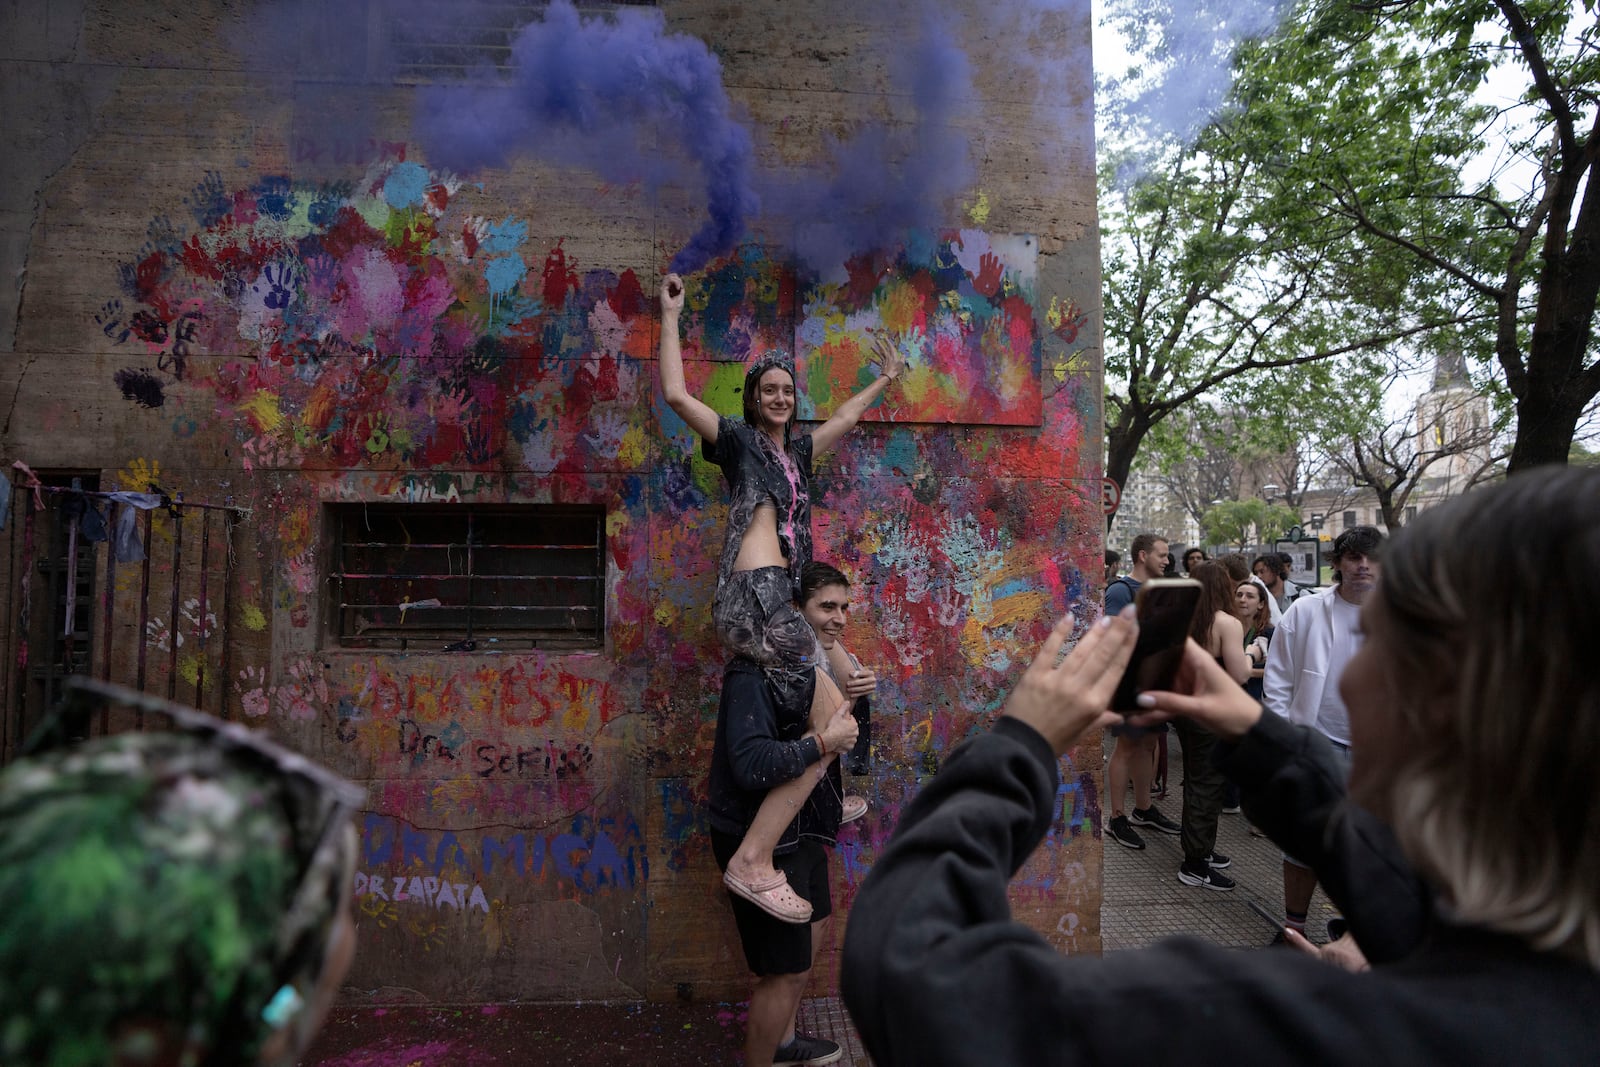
[0,0,1104,1001]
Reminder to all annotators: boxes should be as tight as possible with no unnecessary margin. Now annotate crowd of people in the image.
[1099,529,1382,920]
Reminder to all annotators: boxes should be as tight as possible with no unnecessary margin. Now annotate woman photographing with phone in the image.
[844,466,1600,1065]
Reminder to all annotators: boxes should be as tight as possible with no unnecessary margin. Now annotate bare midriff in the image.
[732,504,787,572]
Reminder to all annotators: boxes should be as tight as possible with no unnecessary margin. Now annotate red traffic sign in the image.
[1102,476,1121,516]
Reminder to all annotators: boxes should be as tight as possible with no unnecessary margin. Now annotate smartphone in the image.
[1110,578,1202,712]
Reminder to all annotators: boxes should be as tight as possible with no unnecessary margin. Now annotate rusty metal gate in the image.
[2,467,250,762]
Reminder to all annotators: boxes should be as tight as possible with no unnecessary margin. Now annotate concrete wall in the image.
[0,0,1106,1003]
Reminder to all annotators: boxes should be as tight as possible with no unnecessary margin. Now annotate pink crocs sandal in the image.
[722,870,813,924]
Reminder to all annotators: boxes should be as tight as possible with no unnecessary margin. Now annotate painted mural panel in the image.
[796,230,1042,426]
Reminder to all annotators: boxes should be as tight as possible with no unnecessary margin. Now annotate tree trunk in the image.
[1507,400,1581,471]
[1374,486,1401,533]
[1507,348,1585,471]
[1104,414,1152,531]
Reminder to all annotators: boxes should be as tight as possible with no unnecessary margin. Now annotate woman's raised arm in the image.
[657,273,722,443]
[810,333,905,456]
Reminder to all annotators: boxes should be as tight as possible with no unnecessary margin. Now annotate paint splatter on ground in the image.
[303,1002,754,1066]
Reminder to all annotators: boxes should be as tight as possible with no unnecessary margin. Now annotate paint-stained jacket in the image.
[702,416,815,598]
[841,713,1600,1066]
[707,657,836,851]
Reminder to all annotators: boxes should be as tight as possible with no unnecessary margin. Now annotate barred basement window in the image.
[386,2,662,84]
[330,505,603,651]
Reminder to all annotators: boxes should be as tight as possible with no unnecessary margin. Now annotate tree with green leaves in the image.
[1097,1,1480,502]
[1200,497,1302,548]
[1228,0,1600,471]
[1099,0,1597,490]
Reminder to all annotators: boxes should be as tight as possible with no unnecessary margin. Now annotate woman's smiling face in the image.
[755,367,795,431]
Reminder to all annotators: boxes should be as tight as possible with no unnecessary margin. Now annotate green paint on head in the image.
[0,728,352,1066]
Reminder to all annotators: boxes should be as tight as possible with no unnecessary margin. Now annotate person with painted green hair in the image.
[0,681,363,1067]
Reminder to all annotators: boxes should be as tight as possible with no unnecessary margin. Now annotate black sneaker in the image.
[1107,815,1146,850]
[1130,805,1181,835]
[774,1032,843,1066]
[1206,851,1232,869]
[1327,917,1349,941]
[1221,803,1242,814]
[1177,860,1236,891]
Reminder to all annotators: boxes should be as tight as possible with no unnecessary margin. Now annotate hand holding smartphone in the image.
[1110,578,1202,712]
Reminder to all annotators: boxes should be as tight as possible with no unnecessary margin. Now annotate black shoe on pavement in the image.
[774,1032,843,1066]
[1130,805,1181,835]
[1327,917,1349,941]
[1177,860,1236,891]
[1206,851,1232,869]
[1221,804,1242,814]
[1107,815,1146,850]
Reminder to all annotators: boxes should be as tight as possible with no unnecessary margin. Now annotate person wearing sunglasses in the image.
[0,680,364,1067]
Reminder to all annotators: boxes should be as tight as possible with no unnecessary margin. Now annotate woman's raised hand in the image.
[1001,608,1137,755]
[660,272,685,315]
[870,332,907,381]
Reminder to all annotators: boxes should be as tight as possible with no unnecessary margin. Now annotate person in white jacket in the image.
[1262,525,1383,940]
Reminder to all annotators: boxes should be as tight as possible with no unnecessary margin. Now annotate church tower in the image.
[1413,349,1491,491]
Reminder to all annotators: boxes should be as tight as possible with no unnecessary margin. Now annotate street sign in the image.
[1102,477,1121,516]
[1275,532,1322,588]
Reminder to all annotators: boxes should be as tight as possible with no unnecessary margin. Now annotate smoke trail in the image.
[760,4,980,272]
[414,1,756,275]
[1096,0,1296,154]
[229,0,1071,273]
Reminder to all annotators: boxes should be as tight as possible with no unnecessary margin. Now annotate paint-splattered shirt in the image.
[702,416,815,597]
[707,656,838,850]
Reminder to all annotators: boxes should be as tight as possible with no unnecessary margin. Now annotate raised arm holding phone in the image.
[843,467,1600,1066]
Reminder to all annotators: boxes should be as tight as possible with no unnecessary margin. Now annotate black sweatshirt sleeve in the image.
[841,707,1600,1066]
[841,717,1075,1065]
[722,667,822,793]
[1216,712,1431,961]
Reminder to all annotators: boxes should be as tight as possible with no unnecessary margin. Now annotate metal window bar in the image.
[384,1,661,84]
[333,506,604,651]
[3,476,249,763]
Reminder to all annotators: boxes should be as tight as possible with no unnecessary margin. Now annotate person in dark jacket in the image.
[709,657,858,1067]
[842,466,1600,1066]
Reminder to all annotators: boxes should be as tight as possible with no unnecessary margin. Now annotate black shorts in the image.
[711,830,832,976]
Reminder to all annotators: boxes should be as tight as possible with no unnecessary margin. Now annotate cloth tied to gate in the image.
[1,461,54,532]
[108,491,163,563]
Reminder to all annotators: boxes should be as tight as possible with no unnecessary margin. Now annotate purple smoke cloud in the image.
[232,1,1047,274]
[759,5,979,271]
[414,1,756,275]
[413,0,986,274]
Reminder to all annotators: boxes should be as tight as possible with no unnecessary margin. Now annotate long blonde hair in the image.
[1377,467,1600,967]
